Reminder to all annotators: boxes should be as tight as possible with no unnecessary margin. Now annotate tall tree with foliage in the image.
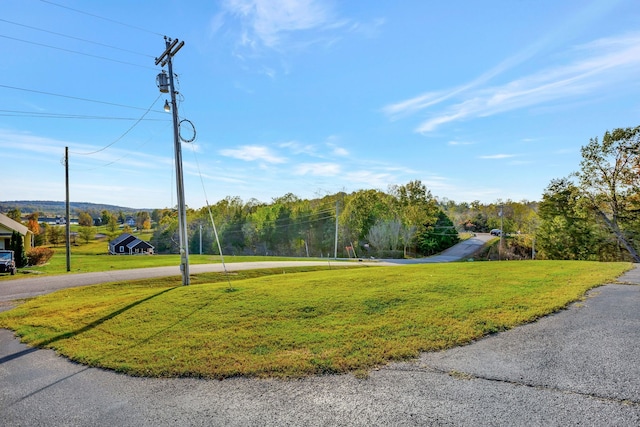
[417,210,459,256]
[340,189,396,246]
[10,231,27,268]
[78,211,93,227]
[575,126,640,262]
[6,208,21,222]
[536,178,599,260]
[389,180,439,249]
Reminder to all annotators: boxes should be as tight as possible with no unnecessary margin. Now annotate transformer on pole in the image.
[155,36,189,286]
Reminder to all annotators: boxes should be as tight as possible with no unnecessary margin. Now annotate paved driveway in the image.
[1,239,638,426]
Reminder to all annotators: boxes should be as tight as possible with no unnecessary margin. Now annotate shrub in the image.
[27,247,54,266]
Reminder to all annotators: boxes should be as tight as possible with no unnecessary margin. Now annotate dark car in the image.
[0,250,17,275]
[490,229,502,236]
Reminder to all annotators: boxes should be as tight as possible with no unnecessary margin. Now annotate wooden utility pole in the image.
[156,37,189,285]
[64,146,71,272]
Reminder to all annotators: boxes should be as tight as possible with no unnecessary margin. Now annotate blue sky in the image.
[2,0,639,209]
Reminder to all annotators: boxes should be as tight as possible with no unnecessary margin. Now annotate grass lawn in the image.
[8,235,326,277]
[0,260,631,379]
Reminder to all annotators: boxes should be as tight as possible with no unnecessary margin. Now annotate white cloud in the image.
[294,162,341,176]
[219,145,286,163]
[344,170,395,188]
[479,154,517,160]
[222,0,335,48]
[279,140,317,156]
[384,32,640,133]
[331,146,349,156]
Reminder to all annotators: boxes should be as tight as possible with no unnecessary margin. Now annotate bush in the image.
[27,247,55,266]
[374,249,404,259]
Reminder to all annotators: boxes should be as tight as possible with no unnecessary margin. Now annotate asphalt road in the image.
[0,233,495,304]
[1,235,638,426]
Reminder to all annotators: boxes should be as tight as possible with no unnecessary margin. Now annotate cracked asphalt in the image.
[1,253,639,425]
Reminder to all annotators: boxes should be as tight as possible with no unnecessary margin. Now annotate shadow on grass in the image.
[37,287,178,347]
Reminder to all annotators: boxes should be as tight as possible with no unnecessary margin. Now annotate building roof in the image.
[0,213,30,236]
[109,233,154,251]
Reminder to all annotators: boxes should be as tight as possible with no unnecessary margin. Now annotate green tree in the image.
[7,208,21,222]
[36,222,49,246]
[78,211,93,227]
[417,210,459,256]
[78,226,96,244]
[47,226,64,247]
[390,180,439,250]
[341,189,396,246]
[10,231,27,268]
[107,214,119,233]
[575,126,640,262]
[536,178,598,260]
[101,210,112,226]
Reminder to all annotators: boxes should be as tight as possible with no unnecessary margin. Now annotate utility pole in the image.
[499,203,504,261]
[156,37,189,286]
[334,200,339,259]
[64,146,70,272]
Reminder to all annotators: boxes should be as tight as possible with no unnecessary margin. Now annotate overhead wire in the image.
[0,109,167,121]
[0,84,166,113]
[0,18,154,58]
[187,137,233,289]
[39,0,165,37]
[4,1,183,211]
[0,34,158,71]
[70,94,163,155]
[69,121,172,172]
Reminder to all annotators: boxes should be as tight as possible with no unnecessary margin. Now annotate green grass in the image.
[7,235,326,277]
[0,261,631,379]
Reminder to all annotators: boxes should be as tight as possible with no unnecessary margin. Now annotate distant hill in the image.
[0,200,152,217]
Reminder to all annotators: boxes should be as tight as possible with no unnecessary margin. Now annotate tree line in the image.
[4,125,639,262]
[149,181,460,259]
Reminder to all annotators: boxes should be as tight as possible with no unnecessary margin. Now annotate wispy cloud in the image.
[383,32,640,133]
[479,154,517,160]
[447,140,474,146]
[331,146,349,156]
[221,0,337,49]
[279,140,317,156]
[219,145,286,163]
[344,170,395,188]
[294,162,341,176]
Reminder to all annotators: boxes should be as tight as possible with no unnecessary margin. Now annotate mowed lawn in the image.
[0,261,631,379]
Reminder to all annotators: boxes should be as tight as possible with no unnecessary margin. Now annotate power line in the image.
[0,18,154,58]
[39,0,164,37]
[70,94,163,156]
[0,84,166,113]
[70,122,172,172]
[0,109,168,121]
[0,34,158,70]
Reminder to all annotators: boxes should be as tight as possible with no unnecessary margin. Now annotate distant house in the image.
[108,233,154,255]
[0,213,33,251]
[40,216,78,225]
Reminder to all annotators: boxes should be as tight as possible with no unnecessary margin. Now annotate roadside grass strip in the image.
[0,261,631,379]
